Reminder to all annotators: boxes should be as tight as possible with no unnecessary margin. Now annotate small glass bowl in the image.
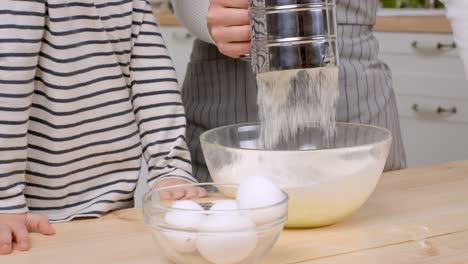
[143,183,288,264]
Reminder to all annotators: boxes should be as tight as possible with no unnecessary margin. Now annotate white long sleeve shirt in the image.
[442,0,468,80]
[170,0,214,44]
[0,0,194,222]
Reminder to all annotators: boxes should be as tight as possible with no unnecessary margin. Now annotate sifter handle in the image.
[239,54,251,62]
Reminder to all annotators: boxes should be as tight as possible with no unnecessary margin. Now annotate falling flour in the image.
[256,67,339,149]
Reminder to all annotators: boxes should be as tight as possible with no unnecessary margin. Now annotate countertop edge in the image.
[374,15,452,33]
[153,10,452,33]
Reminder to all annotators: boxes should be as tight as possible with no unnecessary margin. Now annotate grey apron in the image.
[182,0,407,182]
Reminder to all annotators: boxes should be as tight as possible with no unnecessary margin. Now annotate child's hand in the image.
[155,178,208,201]
[0,213,55,255]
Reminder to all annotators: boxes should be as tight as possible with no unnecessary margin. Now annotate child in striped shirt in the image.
[0,0,202,254]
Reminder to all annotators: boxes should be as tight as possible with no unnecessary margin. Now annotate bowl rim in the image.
[142,183,289,213]
[199,122,392,153]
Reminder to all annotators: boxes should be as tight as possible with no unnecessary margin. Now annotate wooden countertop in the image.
[5,160,468,264]
[374,16,452,33]
[154,11,452,33]
[156,12,180,26]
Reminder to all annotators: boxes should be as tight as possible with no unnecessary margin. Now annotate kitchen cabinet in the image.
[159,26,195,85]
[375,32,468,168]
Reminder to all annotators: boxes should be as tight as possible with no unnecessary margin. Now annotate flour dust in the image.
[256,67,339,149]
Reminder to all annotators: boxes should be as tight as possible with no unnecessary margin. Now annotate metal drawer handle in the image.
[411,41,457,50]
[239,53,251,61]
[437,42,457,50]
[172,32,193,41]
[412,104,457,114]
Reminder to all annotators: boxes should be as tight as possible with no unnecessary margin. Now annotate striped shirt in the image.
[0,0,194,222]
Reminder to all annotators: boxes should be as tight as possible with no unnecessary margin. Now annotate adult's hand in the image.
[207,0,251,58]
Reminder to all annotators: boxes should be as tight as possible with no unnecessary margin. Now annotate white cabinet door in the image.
[376,32,468,99]
[380,54,468,100]
[376,32,468,168]
[399,118,468,167]
[375,32,459,57]
[159,26,196,84]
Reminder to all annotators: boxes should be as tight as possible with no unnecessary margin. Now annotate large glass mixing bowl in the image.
[200,123,392,228]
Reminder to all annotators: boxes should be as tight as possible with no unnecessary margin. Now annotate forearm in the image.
[131,3,195,188]
[0,0,46,213]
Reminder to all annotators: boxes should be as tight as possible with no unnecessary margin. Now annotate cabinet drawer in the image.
[380,54,468,100]
[375,32,459,57]
[381,55,466,77]
[396,95,468,124]
[396,95,468,168]
[399,117,468,168]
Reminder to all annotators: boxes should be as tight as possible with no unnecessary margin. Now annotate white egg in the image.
[164,200,205,230]
[236,176,286,224]
[163,200,205,253]
[163,230,198,253]
[196,215,258,264]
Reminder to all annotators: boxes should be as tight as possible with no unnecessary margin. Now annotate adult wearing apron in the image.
[172,0,407,182]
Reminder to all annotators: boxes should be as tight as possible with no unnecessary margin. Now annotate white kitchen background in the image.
[135,6,468,207]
